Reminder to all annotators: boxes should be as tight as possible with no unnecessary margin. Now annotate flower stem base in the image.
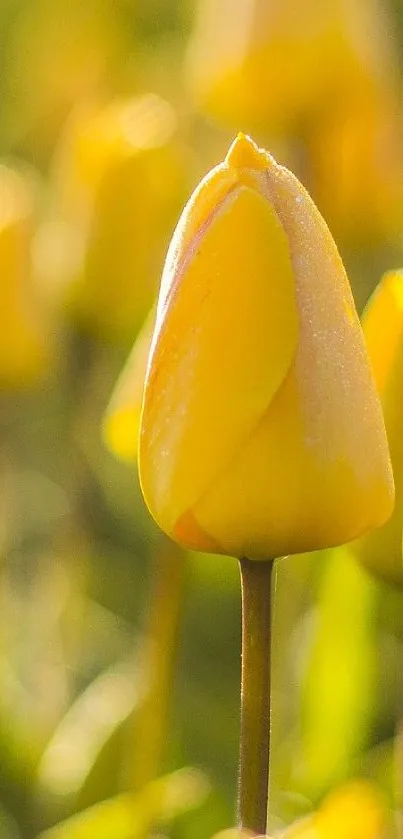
[238,556,274,835]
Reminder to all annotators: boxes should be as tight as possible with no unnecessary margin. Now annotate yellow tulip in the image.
[186,0,392,134]
[310,89,403,247]
[0,164,47,387]
[353,270,403,586]
[315,781,388,839]
[103,308,155,463]
[49,95,189,341]
[282,781,388,839]
[138,134,393,560]
[3,0,129,162]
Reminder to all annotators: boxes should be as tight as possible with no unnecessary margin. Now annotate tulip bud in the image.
[310,88,403,247]
[186,0,392,135]
[0,164,47,387]
[48,95,189,341]
[282,781,387,839]
[315,781,388,839]
[103,308,155,463]
[353,271,403,586]
[138,134,393,560]
[3,0,127,162]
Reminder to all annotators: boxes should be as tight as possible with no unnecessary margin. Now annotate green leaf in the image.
[38,767,209,839]
[292,546,379,799]
[36,663,140,805]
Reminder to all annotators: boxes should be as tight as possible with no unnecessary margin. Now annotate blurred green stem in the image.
[131,539,186,791]
[395,715,403,839]
[238,557,273,835]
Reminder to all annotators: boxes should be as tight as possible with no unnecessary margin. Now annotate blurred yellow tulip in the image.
[353,271,403,586]
[282,780,388,838]
[310,89,403,246]
[138,133,393,560]
[2,0,130,162]
[48,94,190,341]
[0,164,47,387]
[103,308,155,462]
[186,0,392,135]
[315,781,388,839]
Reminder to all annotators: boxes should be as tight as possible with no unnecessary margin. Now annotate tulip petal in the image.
[157,163,237,318]
[104,308,155,462]
[192,163,394,558]
[139,184,298,541]
[353,270,403,586]
[362,270,403,392]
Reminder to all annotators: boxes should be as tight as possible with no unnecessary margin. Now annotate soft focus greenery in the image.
[1,1,403,836]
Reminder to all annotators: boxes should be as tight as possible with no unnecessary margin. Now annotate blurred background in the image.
[2,0,403,836]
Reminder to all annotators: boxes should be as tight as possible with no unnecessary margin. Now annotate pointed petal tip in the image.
[225,132,268,171]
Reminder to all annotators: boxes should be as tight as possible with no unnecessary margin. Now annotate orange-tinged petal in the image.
[140,181,299,544]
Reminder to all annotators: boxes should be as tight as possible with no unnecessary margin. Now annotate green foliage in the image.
[0,0,403,836]
[38,768,209,839]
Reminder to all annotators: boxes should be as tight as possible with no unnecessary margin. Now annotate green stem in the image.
[131,539,186,790]
[395,715,403,839]
[238,557,274,835]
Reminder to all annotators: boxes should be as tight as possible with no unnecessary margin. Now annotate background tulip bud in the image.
[314,781,388,839]
[281,781,387,839]
[47,95,190,341]
[103,308,155,463]
[139,134,393,560]
[186,0,392,135]
[310,88,403,247]
[0,164,48,387]
[353,270,403,586]
[2,0,130,165]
